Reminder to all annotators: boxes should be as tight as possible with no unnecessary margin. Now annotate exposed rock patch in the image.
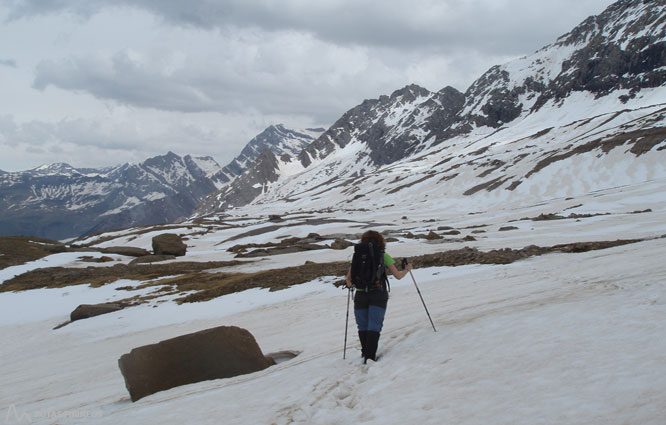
[71,303,124,322]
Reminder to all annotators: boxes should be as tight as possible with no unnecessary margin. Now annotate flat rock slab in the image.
[70,303,124,322]
[101,246,150,257]
[118,326,274,402]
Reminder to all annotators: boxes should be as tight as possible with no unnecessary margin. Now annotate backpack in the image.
[350,242,389,291]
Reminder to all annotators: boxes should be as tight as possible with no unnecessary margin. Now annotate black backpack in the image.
[350,242,389,291]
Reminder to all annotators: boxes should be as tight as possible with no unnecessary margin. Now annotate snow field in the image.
[1,235,665,424]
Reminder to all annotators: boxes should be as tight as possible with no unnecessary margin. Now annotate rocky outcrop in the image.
[152,234,187,256]
[70,303,124,322]
[118,326,274,402]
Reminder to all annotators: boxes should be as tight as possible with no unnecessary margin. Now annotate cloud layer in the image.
[0,0,613,172]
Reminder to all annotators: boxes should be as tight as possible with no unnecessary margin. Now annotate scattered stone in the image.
[152,234,187,257]
[101,246,151,257]
[471,230,486,234]
[632,209,652,214]
[462,235,477,242]
[533,213,563,221]
[498,226,519,231]
[437,226,454,231]
[129,255,176,265]
[441,230,461,236]
[330,239,353,250]
[237,243,327,258]
[268,214,283,222]
[118,326,274,402]
[79,256,114,263]
[425,231,443,240]
[70,303,124,322]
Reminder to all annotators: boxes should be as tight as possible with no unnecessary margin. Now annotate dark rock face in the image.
[152,234,187,256]
[70,303,124,322]
[117,326,274,402]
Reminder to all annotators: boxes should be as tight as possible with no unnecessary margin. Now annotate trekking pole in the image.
[343,286,353,359]
[403,258,437,332]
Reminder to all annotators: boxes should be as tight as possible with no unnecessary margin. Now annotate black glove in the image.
[401,258,409,269]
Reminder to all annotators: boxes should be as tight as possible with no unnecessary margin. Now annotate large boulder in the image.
[118,326,274,402]
[330,239,353,250]
[152,233,187,256]
[70,303,124,322]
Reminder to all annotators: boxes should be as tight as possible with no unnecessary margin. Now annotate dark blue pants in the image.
[354,290,388,332]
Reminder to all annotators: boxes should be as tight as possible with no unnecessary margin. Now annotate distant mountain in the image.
[0,152,227,240]
[215,124,325,182]
[195,0,666,217]
[194,125,324,214]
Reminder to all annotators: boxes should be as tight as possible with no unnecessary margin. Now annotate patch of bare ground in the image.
[386,173,436,194]
[409,238,644,268]
[0,236,66,270]
[0,261,248,293]
[2,238,651,308]
[525,126,666,178]
[463,176,511,196]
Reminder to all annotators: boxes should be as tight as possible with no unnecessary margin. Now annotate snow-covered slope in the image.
[1,173,665,424]
[196,0,666,218]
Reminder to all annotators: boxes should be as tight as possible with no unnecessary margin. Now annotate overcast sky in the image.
[0,0,614,172]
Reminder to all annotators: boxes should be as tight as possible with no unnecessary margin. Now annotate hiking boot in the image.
[358,330,368,358]
[364,331,380,362]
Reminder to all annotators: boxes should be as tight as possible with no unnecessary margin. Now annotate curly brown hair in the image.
[360,230,386,252]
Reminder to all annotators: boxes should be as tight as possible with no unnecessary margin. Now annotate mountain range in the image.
[0,124,323,239]
[1,0,664,239]
[195,0,666,218]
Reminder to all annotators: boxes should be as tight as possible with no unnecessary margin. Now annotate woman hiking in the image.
[346,230,412,363]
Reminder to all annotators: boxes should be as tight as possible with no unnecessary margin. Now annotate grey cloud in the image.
[31,45,387,124]
[5,0,613,55]
[0,59,17,67]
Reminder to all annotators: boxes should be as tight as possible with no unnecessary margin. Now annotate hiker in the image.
[346,230,412,362]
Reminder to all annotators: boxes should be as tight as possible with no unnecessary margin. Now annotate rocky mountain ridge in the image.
[0,124,324,239]
[0,152,226,240]
[195,0,666,218]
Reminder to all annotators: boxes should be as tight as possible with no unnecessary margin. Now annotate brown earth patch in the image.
[0,236,65,270]
[463,176,511,196]
[0,260,248,293]
[2,238,650,309]
[526,126,666,178]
